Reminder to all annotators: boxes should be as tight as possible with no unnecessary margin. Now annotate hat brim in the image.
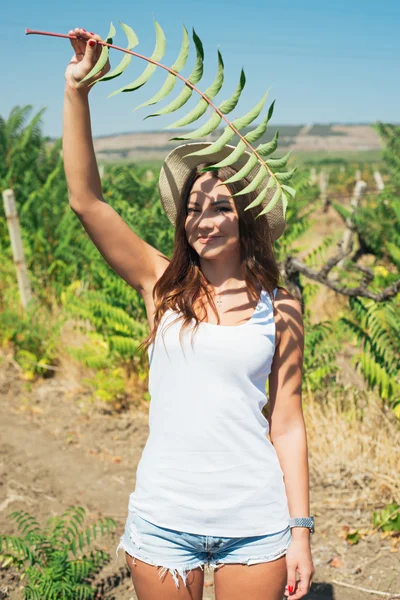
[158,142,286,242]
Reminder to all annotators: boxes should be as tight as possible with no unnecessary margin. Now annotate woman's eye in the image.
[187,207,230,214]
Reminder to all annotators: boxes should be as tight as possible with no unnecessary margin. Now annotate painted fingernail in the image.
[82,28,87,32]
[90,32,95,35]
[288,585,294,593]
[88,40,96,47]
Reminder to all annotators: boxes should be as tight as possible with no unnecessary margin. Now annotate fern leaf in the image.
[41,19,299,216]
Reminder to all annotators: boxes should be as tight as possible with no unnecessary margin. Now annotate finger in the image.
[285,564,297,596]
[68,29,82,55]
[73,27,88,55]
[80,37,100,73]
[89,31,103,43]
[288,573,312,599]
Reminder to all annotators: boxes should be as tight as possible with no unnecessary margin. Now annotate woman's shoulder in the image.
[274,286,302,307]
[272,286,304,334]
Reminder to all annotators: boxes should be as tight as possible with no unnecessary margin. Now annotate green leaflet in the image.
[98,22,138,83]
[266,150,292,169]
[219,70,246,114]
[256,130,279,157]
[133,73,177,113]
[244,98,275,144]
[188,29,205,84]
[108,20,166,97]
[169,111,222,140]
[203,140,247,169]
[132,25,190,112]
[145,87,193,120]
[185,125,236,157]
[79,22,116,86]
[204,50,224,99]
[233,165,268,196]
[170,25,191,72]
[244,185,269,210]
[219,152,259,183]
[144,28,204,119]
[281,192,288,215]
[256,187,282,217]
[231,90,269,130]
[275,167,297,183]
[281,184,296,198]
[166,99,208,129]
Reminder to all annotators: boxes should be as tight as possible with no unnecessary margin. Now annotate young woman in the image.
[64,28,315,600]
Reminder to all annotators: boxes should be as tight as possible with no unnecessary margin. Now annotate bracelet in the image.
[289,516,315,534]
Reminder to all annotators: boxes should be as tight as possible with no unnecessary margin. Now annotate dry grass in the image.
[305,386,400,512]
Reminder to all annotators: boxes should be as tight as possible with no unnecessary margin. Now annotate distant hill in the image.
[89,123,383,162]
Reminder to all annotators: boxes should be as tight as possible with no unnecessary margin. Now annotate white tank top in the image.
[129,287,290,536]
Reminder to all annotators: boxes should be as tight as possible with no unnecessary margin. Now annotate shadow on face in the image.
[185,173,242,258]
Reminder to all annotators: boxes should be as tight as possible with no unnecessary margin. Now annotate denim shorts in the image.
[115,508,292,589]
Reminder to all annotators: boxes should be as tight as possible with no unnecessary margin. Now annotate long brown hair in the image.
[137,163,281,355]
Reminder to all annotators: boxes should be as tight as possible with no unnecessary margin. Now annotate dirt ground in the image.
[0,352,399,600]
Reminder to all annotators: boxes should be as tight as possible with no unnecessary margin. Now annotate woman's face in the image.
[184,172,240,260]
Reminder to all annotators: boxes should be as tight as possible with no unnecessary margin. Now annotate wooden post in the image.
[144,169,155,182]
[337,180,367,268]
[319,169,329,212]
[310,167,317,185]
[2,189,33,309]
[373,170,385,191]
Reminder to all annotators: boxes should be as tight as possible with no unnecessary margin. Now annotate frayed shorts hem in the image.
[115,536,289,589]
[115,537,206,588]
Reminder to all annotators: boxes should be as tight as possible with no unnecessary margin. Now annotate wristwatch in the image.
[289,516,315,534]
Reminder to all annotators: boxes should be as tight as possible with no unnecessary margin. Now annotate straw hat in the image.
[158,141,286,241]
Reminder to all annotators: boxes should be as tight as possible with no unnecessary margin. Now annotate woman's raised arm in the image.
[62,28,169,296]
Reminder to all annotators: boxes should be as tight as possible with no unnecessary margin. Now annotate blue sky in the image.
[2,0,399,138]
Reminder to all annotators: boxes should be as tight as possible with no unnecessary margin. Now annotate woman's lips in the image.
[198,236,221,244]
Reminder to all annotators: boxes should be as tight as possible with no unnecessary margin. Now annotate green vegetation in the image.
[0,506,116,599]
[0,104,399,411]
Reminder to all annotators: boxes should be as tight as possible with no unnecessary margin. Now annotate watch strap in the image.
[289,516,315,534]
